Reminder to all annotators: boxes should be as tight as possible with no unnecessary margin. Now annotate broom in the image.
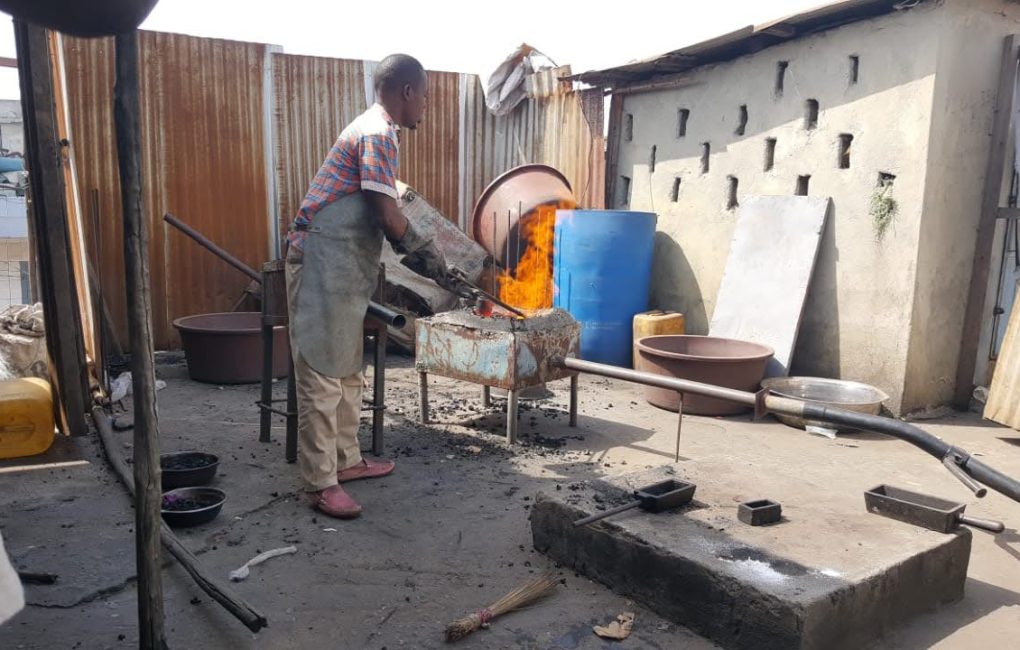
[444,573,558,642]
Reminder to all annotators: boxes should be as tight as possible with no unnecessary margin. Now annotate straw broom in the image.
[444,574,558,642]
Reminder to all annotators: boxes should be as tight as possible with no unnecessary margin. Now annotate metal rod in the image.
[285,357,297,463]
[573,500,640,527]
[164,212,260,282]
[258,322,273,443]
[482,385,492,408]
[569,374,578,427]
[516,200,522,276]
[675,394,683,463]
[943,455,987,497]
[418,372,429,424]
[507,388,519,444]
[163,212,404,327]
[372,325,386,456]
[958,515,1005,533]
[553,355,1020,506]
[492,210,497,297]
[506,209,511,275]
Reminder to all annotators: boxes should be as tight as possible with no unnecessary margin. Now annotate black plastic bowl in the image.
[160,451,219,490]
[161,487,226,527]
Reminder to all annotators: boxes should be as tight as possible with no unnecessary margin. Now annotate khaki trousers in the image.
[286,255,364,492]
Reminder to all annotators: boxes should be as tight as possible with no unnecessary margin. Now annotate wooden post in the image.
[604,93,624,209]
[114,30,166,649]
[954,35,1020,407]
[14,21,89,436]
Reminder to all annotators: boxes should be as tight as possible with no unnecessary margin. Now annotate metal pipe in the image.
[554,356,1020,506]
[163,212,406,328]
[164,212,260,282]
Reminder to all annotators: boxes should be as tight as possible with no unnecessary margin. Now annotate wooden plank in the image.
[954,35,1020,408]
[986,282,1020,428]
[15,21,89,436]
[114,31,165,649]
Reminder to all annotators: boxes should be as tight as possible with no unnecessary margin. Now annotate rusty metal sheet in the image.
[415,308,579,390]
[400,70,461,224]
[62,31,270,350]
[458,73,605,229]
[272,53,368,239]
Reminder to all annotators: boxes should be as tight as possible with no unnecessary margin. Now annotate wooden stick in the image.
[113,30,165,650]
[93,407,268,632]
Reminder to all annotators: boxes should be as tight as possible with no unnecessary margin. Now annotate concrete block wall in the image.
[614,0,1020,414]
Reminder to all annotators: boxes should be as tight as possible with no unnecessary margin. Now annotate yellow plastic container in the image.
[0,378,55,460]
[633,310,686,367]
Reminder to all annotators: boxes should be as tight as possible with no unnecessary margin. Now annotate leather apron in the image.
[291,192,383,378]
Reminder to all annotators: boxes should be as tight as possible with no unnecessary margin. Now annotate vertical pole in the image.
[372,326,386,456]
[506,388,519,444]
[15,21,89,436]
[418,371,429,424]
[285,356,297,463]
[258,321,273,443]
[114,30,166,649]
[569,374,578,427]
[675,394,684,463]
[481,385,491,408]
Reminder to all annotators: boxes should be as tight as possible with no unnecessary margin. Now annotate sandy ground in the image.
[1,351,1018,649]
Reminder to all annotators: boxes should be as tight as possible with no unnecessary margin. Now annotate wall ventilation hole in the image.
[620,176,631,207]
[838,134,853,169]
[804,99,819,130]
[764,138,777,172]
[649,145,657,173]
[849,55,860,85]
[671,177,682,202]
[625,114,634,141]
[878,171,896,188]
[735,105,748,136]
[677,108,690,138]
[796,175,811,196]
[775,61,789,96]
[701,143,711,174]
[727,176,739,210]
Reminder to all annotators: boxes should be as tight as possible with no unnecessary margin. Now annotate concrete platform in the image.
[532,467,972,650]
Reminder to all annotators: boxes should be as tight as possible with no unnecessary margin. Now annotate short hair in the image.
[374,54,426,94]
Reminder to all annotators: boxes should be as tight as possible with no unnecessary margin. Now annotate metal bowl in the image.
[760,376,889,432]
[160,451,219,490]
[161,487,226,528]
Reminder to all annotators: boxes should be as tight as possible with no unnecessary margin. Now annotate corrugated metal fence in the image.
[62,32,604,350]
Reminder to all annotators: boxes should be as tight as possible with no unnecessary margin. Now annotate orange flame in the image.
[499,200,576,311]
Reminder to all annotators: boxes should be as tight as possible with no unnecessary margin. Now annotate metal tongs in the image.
[445,266,526,318]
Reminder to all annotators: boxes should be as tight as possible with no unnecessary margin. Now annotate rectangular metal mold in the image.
[635,479,696,512]
[864,484,964,534]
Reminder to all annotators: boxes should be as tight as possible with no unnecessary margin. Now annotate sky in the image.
[0,0,829,100]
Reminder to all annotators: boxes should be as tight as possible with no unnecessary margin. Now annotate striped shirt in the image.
[288,103,399,250]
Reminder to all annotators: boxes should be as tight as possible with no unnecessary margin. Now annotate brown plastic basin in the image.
[173,312,289,384]
[635,335,774,415]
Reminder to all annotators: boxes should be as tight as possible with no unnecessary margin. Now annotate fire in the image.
[499,201,576,311]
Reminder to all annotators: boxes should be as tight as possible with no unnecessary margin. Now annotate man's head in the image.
[374,54,427,130]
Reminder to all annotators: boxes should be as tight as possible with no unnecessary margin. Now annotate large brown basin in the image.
[173,312,289,384]
[635,335,774,415]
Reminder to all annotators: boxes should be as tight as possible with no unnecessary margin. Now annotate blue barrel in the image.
[554,210,657,367]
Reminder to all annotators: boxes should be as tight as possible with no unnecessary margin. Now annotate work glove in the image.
[393,224,455,289]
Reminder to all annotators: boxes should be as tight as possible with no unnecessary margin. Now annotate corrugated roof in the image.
[572,0,924,88]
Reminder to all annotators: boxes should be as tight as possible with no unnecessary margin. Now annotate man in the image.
[286,54,450,519]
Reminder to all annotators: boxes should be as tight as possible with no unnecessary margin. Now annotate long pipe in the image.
[163,212,406,328]
[554,356,1020,506]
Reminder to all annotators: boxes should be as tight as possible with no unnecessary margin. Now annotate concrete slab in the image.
[532,466,972,650]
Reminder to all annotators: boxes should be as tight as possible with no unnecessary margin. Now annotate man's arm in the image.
[364,190,409,244]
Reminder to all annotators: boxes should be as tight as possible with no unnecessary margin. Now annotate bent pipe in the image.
[554,356,1020,506]
[162,212,405,328]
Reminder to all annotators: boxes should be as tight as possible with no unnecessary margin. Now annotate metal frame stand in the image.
[258,261,388,462]
[418,373,580,444]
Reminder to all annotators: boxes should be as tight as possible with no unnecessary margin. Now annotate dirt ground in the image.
[1,351,1019,649]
